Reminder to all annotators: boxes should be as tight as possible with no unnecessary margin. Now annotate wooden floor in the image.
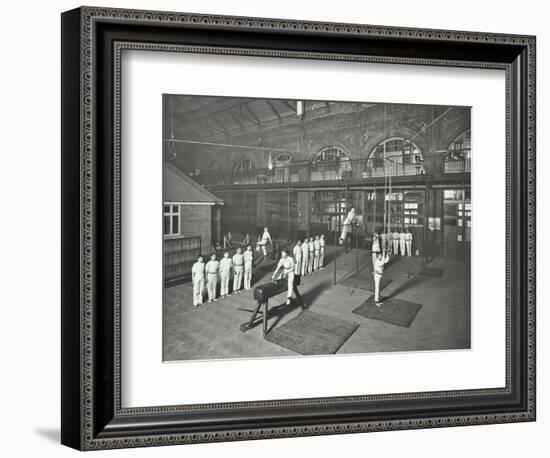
[163,248,471,361]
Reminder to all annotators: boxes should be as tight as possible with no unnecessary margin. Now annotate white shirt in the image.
[220,257,232,272]
[191,262,205,280]
[301,243,309,257]
[232,253,244,267]
[405,232,413,241]
[343,210,355,225]
[373,254,389,275]
[293,245,302,260]
[205,260,220,274]
[392,232,400,240]
[314,240,320,251]
[243,250,254,265]
[261,231,272,242]
[399,232,406,241]
[275,257,295,275]
[320,237,325,248]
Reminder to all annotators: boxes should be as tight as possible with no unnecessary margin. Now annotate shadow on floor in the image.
[35,428,59,443]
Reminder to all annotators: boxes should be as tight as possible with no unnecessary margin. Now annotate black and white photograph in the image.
[162,95,472,361]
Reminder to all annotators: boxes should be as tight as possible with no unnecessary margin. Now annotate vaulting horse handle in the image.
[239,276,302,337]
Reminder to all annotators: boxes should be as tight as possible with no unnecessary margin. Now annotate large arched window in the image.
[367,137,423,177]
[444,131,471,173]
[311,146,351,181]
[233,158,255,184]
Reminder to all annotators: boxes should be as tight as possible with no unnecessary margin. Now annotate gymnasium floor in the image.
[163,248,471,361]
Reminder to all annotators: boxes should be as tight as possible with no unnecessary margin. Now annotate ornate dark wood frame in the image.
[61,6,536,451]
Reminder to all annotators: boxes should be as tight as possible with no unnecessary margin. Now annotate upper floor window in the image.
[311,146,351,180]
[446,130,471,160]
[444,131,471,173]
[313,146,350,164]
[370,137,422,164]
[234,158,253,173]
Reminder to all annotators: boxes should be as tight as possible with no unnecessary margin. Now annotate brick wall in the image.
[179,204,212,254]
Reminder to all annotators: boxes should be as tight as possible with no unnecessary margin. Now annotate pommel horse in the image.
[239,275,303,337]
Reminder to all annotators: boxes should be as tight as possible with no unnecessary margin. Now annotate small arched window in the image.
[444,130,471,173]
[234,158,253,173]
[311,146,351,181]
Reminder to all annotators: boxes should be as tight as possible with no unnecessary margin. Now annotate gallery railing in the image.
[195,155,468,187]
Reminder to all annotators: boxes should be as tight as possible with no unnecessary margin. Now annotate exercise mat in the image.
[353,295,422,328]
[265,310,359,355]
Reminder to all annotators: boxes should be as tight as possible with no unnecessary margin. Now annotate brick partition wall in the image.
[179,204,212,254]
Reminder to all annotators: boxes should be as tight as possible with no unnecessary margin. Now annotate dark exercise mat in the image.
[353,295,422,328]
[265,310,359,355]
[339,271,392,292]
[418,267,444,278]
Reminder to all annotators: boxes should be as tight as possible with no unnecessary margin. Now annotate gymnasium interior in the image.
[162,95,471,361]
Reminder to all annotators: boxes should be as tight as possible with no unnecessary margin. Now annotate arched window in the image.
[444,131,471,173]
[367,137,423,177]
[311,146,351,181]
[233,158,254,184]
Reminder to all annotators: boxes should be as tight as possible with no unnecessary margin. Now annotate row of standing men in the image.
[190,233,328,308]
[375,228,414,257]
[191,246,254,307]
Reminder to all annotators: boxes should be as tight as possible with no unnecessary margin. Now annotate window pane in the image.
[172,216,179,235]
[164,216,170,235]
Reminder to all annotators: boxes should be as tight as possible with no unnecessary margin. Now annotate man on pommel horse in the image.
[239,248,303,337]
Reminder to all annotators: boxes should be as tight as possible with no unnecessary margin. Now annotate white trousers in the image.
[301,254,309,276]
[220,270,231,296]
[373,273,382,302]
[319,248,325,267]
[313,251,320,270]
[406,240,412,256]
[340,224,350,241]
[294,257,302,275]
[308,253,314,273]
[244,263,253,290]
[193,278,204,306]
[400,240,406,256]
[392,240,399,255]
[206,273,218,301]
[233,266,243,292]
[284,271,295,298]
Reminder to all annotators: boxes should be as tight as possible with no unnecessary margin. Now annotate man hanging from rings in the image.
[339,207,356,244]
[271,248,296,305]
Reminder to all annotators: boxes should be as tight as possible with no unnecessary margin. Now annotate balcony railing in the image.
[196,155,468,187]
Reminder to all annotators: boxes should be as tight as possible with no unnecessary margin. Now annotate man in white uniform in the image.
[205,253,220,303]
[272,248,296,305]
[319,234,326,269]
[260,227,272,258]
[399,229,406,257]
[301,237,309,276]
[243,245,254,290]
[232,247,244,294]
[339,207,355,244]
[191,255,205,307]
[373,249,390,306]
[392,229,400,255]
[219,251,232,299]
[313,235,321,271]
[307,236,315,274]
[371,232,380,267]
[293,240,302,275]
[405,228,413,256]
